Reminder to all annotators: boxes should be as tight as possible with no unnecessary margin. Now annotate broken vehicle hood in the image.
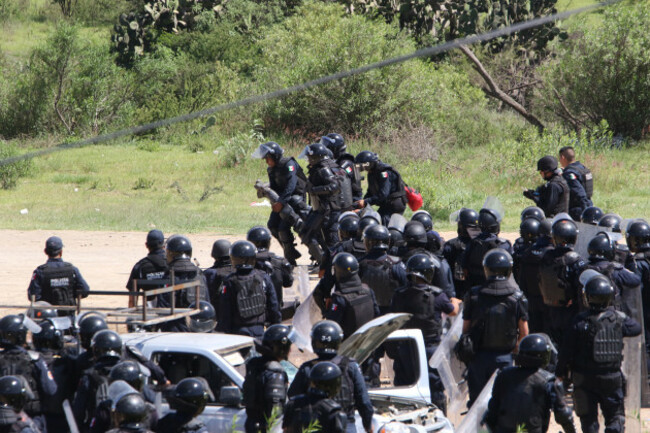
[338,313,412,364]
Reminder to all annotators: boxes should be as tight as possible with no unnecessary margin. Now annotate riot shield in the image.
[289,292,323,352]
[481,197,504,222]
[359,207,382,225]
[454,371,496,433]
[574,222,610,259]
[296,266,310,301]
[388,214,408,234]
[428,308,468,426]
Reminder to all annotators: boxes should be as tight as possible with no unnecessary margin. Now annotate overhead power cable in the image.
[0,0,621,167]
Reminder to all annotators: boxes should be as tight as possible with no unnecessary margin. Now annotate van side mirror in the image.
[219,386,241,407]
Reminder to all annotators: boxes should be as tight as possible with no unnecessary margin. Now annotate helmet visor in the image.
[252,144,272,159]
[297,146,310,160]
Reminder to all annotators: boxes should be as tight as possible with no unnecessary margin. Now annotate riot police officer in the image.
[597,213,630,266]
[243,325,291,433]
[523,156,569,218]
[288,321,373,433]
[72,329,124,431]
[247,226,294,306]
[284,362,348,433]
[461,249,529,407]
[625,220,650,352]
[253,141,307,265]
[0,375,41,433]
[462,208,513,288]
[354,151,406,225]
[28,236,90,315]
[513,218,541,285]
[157,235,209,332]
[391,254,459,412]
[203,239,231,308]
[443,208,479,300]
[586,232,641,315]
[518,219,554,333]
[299,143,352,263]
[325,254,379,339]
[73,313,109,376]
[556,274,641,433]
[125,230,168,308]
[559,146,593,221]
[538,219,586,345]
[321,134,362,202]
[107,393,154,433]
[216,241,281,338]
[0,315,57,428]
[317,213,360,283]
[520,206,546,222]
[358,225,407,315]
[580,206,604,225]
[157,378,208,433]
[484,334,576,433]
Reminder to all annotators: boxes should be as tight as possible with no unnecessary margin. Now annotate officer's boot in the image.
[279,232,301,266]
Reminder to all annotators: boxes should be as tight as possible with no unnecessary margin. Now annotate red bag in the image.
[404,186,423,211]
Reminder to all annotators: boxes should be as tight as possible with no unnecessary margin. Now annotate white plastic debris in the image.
[20,208,28,215]
[250,199,272,207]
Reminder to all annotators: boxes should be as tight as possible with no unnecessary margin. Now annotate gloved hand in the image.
[354,199,366,209]
[523,189,535,200]
[271,202,283,213]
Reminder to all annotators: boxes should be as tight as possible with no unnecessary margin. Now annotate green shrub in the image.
[0,142,32,189]
[253,2,485,136]
[543,2,650,139]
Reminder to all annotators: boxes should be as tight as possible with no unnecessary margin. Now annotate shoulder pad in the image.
[387,255,401,264]
[538,369,556,382]
[564,251,581,265]
[613,310,627,321]
[611,262,624,271]
[512,289,525,300]
[27,350,40,361]
[265,360,285,373]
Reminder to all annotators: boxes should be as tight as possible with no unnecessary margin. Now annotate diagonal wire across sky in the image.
[0,0,622,168]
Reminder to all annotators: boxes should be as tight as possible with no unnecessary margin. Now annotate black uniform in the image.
[443,235,473,299]
[463,279,528,407]
[255,250,293,306]
[586,257,642,316]
[538,246,586,345]
[462,233,513,288]
[363,162,406,226]
[72,358,120,431]
[125,249,167,291]
[242,356,288,433]
[288,355,373,433]
[325,274,379,339]
[391,282,455,411]
[157,258,209,332]
[28,258,90,314]
[400,247,456,300]
[267,157,308,255]
[38,348,76,433]
[530,172,570,218]
[485,366,575,433]
[216,269,281,338]
[156,412,207,433]
[282,389,347,433]
[562,161,593,221]
[358,250,407,315]
[630,248,650,355]
[557,307,641,433]
[518,236,554,333]
[336,153,363,202]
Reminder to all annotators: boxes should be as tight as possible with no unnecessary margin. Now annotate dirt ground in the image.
[2,229,649,430]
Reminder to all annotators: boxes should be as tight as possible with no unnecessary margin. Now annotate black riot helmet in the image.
[537,155,558,172]
[338,217,359,241]
[355,151,379,172]
[403,221,427,246]
[520,206,545,222]
[324,133,346,157]
[252,141,283,162]
[170,378,208,417]
[310,361,342,399]
[261,324,292,361]
[538,219,552,239]
[363,225,390,252]
[583,275,614,311]
[581,206,604,225]
[588,233,616,261]
[113,393,147,428]
[0,376,28,412]
[246,226,272,251]
[166,235,192,262]
[357,217,379,241]
[229,240,257,271]
[389,229,404,248]
[598,214,622,233]
[516,334,551,369]
[186,301,217,333]
[211,239,231,260]
[406,254,437,284]
[411,211,433,231]
[0,315,27,347]
[333,253,359,281]
[457,208,479,237]
[551,219,578,247]
[32,320,64,351]
[91,329,123,361]
[478,209,500,234]
[520,218,541,244]
[299,143,330,165]
[110,361,145,391]
[79,314,108,350]
[483,249,513,280]
[626,220,650,252]
[311,321,344,358]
